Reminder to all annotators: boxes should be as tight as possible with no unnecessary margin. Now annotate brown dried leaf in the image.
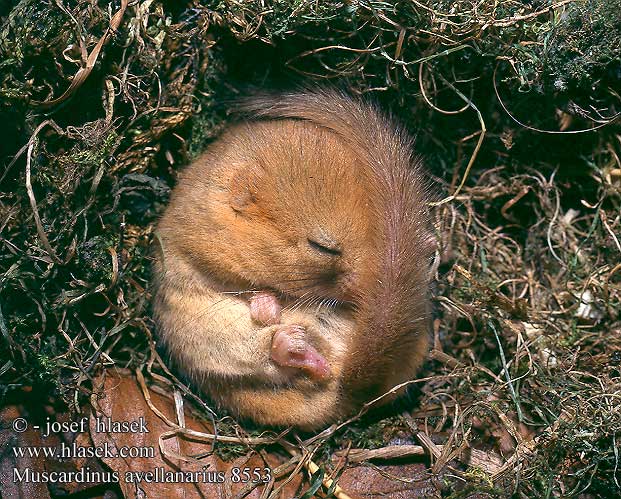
[89,372,301,499]
[0,399,122,499]
[337,463,437,499]
[0,405,52,499]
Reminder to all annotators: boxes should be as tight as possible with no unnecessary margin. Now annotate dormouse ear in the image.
[229,164,263,214]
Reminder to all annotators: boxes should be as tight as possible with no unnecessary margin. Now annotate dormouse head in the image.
[200,119,374,304]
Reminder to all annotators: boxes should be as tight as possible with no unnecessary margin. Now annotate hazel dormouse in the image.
[152,89,435,429]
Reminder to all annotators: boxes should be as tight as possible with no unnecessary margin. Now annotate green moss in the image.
[186,45,229,159]
[543,0,621,92]
[76,236,117,283]
[210,0,351,40]
[35,353,60,382]
[0,0,72,102]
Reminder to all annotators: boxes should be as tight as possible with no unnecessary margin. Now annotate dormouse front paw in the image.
[270,325,331,380]
[249,291,282,325]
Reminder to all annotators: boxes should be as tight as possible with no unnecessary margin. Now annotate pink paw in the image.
[249,291,282,326]
[271,326,331,380]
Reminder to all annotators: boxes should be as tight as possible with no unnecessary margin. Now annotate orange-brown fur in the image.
[153,89,433,429]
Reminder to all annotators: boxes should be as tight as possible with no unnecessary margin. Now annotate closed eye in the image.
[308,238,342,256]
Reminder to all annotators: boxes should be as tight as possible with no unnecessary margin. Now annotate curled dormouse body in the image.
[152,89,434,429]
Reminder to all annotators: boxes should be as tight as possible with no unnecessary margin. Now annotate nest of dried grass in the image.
[1,1,620,498]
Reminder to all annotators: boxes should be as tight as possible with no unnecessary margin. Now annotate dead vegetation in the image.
[1,1,620,498]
